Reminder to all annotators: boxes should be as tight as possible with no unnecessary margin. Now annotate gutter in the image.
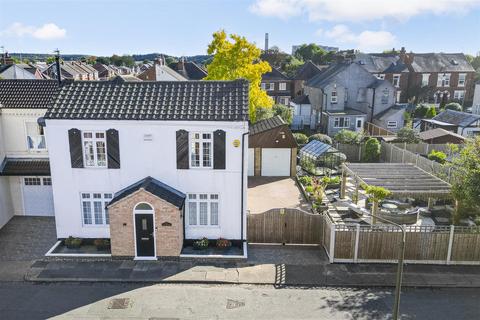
[240,131,249,242]
[370,87,376,123]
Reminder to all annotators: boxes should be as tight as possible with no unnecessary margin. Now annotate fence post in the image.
[446,225,455,265]
[402,148,405,163]
[416,153,419,166]
[390,144,393,162]
[329,224,336,263]
[354,224,360,263]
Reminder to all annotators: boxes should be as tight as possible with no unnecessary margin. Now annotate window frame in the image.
[80,192,113,227]
[333,117,350,128]
[458,73,466,87]
[279,82,287,91]
[387,121,398,129]
[186,193,220,227]
[189,132,213,169]
[437,73,451,87]
[381,88,390,104]
[331,90,338,104]
[81,131,108,168]
[454,90,465,100]
[25,121,46,151]
[392,74,401,88]
[421,73,430,87]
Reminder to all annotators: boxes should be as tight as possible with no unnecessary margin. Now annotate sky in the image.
[0,0,479,57]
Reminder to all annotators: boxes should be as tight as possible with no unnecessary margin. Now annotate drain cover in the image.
[108,298,131,309]
[226,299,245,309]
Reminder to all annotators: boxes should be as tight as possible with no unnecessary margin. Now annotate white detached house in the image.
[44,79,249,259]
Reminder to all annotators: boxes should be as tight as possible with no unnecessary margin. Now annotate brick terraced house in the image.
[44,79,249,259]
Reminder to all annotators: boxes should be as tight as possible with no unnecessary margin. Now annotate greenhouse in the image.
[299,140,346,176]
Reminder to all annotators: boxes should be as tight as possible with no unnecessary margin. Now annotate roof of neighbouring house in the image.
[325,108,366,116]
[262,66,289,81]
[0,158,50,176]
[305,62,350,88]
[45,79,249,121]
[418,128,466,142]
[431,109,480,127]
[249,115,286,135]
[294,60,328,80]
[174,61,208,80]
[354,53,409,73]
[0,79,60,109]
[0,64,37,79]
[292,94,310,104]
[108,176,186,209]
[138,63,187,81]
[410,53,475,73]
[374,105,404,120]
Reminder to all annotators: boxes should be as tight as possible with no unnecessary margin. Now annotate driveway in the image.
[247,177,310,213]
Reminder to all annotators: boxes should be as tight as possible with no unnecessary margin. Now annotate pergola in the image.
[340,163,452,203]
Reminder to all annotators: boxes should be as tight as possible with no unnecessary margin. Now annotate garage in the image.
[22,176,55,216]
[249,116,298,177]
[0,158,54,216]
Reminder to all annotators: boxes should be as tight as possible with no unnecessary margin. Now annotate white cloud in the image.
[0,22,66,40]
[323,24,396,51]
[250,0,480,22]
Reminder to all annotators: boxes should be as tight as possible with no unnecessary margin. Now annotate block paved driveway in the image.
[0,216,57,261]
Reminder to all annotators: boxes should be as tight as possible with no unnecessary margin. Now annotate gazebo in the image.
[340,163,452,208]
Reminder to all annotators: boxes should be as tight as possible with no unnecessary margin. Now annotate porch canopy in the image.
[341,163,451,199]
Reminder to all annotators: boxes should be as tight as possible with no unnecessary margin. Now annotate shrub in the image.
[193,237,209,250]
[428,150,447,164]
[395,127,420,143]
[216,238,232,248]
[272,104,293,124]
[293,133,308,145]
[425,106,437,119]
[308,133,332,144]
[255,106,274,122]
[322,176,340,185]
[65,236,82,249]
[334,129,363,145]
[444,102,462,112]
[298,176,313,187]
[305,186,314,194]
[362,138,381,162]
[300,157,316,174]
[93,239,110,251]
[414,103,430,118]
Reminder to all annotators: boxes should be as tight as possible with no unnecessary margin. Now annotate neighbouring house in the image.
[248,115,297,177]
[92,63,117,80]
[0,79,61,228]
[137,57,186,81]
[407,52,476,106]
[44,79,249,259]
[173,59,207,80]
[290,94,315,130]
[0,64,37,80]
[420,109,480,137]
[44,61,99,81]
[418,128,466,144]
[261,66,292,105]
[304,62,400,136]
[292,60,328,97]
[472,81,480,114]
[354,52,409,103]
[372,105,406,133]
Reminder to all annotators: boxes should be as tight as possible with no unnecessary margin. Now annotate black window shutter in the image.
[106,129,120,169]
[68,128,84,168]
[176,130,189,169]
[213,129,226,170]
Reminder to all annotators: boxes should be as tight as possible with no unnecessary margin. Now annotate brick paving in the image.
[0,216,57,261]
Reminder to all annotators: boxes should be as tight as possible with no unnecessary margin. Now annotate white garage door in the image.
[22,177,55,216]
[248,148,255,176]
[261,148,291,176]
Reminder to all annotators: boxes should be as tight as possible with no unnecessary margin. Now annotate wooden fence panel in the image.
[451,231,480,262]
[357,230,401,261]
[334,227,355,259]
[404,231,449,261]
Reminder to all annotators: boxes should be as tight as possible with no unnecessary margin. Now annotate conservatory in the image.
[299,140,346,175]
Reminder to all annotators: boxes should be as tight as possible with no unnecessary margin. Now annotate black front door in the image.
[135,214,155,257]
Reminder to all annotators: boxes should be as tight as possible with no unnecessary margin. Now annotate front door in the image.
[135,214,155,257]
[355,117,364,132]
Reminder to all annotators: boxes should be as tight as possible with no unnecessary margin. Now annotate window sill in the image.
[187,225,221,229]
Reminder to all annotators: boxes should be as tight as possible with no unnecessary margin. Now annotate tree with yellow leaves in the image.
[204,30,273,122]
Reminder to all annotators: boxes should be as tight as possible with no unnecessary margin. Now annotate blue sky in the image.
[0,0,479,56]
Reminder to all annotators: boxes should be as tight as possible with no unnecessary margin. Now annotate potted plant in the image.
[65,236,82,249]
[93,239,111,251]
[216,238,232,248]
[193,237,209,250]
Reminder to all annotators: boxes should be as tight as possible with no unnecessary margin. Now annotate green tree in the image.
[425,106,437,119]
[403,111,413,128]
[96,56,111,65]
[444,102,462,111]
[308,133,332,144]
[428,150,447,164]
[414,103,431,118]
[395,127,420,144]
[363,138,381,162]
[294,43,333,65]
[45,56,56,64]
[272,104,293,124]
[204,30,273,122]
[334,129,363,144]
[449,137,480,222]
[293,133,308,145]
[255,106,274,122]
[283,55,304,78]
[364,185,392,224]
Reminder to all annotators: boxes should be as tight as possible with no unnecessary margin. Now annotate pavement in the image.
[247,177,311,213]
[1,282,479,320]
[23,245,480,288]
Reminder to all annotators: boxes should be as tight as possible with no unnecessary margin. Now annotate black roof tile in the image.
[250,115,286,135]
[45,79,249,121]
[0,79,60,109]
[108,176,186,209]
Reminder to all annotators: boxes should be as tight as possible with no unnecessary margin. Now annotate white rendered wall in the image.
[46,119,249,240]
[0,119,13,228]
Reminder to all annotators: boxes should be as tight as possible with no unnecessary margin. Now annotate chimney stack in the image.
[265,33,269,52]
[54,49,62,85]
